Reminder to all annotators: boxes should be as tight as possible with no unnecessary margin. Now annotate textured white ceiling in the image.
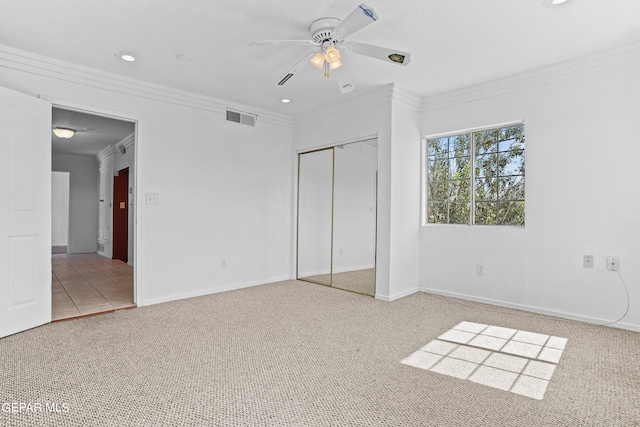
[1,0,640,117]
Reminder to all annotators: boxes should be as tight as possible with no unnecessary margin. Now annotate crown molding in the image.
[0,44,293,128]
[96,145,114,163]
[391,85,423,111]
[115,132,136,151]
[423,39,640,112]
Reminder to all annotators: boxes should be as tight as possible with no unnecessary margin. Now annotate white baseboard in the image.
[419,286,640,333]
[142,275,293,307]
[376,286,419,302]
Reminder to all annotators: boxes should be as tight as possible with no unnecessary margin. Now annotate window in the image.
[425,123,525,226]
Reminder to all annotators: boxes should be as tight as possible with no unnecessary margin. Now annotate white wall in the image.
[388,98,422,300]
[51,171,70,246]
[0,45,293,306]
[52,154,98,253]
[420,46,640,331]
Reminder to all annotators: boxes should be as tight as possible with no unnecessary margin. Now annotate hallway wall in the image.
[52,154,98,253]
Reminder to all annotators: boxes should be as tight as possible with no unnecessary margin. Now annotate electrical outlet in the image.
[583,255,593,268]
[476,264,484,275]
[146,193,158,204]
[606,256,619,271]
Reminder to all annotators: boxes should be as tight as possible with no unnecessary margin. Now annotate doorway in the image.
[51,106,137,320]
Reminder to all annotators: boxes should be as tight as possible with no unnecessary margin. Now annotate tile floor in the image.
[52,253,135,321]
[401,321,567,400]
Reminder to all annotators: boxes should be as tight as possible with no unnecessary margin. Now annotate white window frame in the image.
[422,121,525,227]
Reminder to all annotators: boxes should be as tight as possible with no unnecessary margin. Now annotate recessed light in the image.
[543,0,568,6]
[176,54,193,62]
[280,98,292,104]
[115,51,138,62]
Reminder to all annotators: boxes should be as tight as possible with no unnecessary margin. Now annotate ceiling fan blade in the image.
[333,4,378,40]
[334,70,355,94]
[275,53,314,86]
[249,40,316,47]
[345,42,411,66]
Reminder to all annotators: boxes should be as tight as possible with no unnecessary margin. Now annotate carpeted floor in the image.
[1,280,639,426]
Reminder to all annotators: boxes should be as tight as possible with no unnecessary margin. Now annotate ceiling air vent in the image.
[226,109,257,127]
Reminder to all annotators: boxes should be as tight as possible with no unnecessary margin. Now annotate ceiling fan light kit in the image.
[249,3,411,94]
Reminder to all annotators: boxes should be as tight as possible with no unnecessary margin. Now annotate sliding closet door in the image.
[332,141,377,296]
[297,149,334,286]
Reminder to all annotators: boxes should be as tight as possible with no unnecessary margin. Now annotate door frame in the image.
[43,95,144,307]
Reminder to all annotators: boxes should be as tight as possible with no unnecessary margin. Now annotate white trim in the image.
[144,276,293,306]
[392,85,423,111]
[1,44,292,128]
[96,145,114,163]
[115,132,135,152]
[422,39,640,112]
[419,287,640,332]
[376,286,419,302]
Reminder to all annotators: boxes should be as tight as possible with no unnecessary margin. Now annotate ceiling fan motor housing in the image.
[310,17,341,44]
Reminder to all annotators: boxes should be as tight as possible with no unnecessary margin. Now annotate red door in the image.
[113,168,129,262]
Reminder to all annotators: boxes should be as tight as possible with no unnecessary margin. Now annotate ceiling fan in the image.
[249,4,411,94]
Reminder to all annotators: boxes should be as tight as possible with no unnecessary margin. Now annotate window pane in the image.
[427,202,447,224]
[449,203,470,225]
[500,125,524,143]
[498,139,516,152]
[450,134,471,156]
[475,178,497,201]
[475,130,498,155]
[428,138,449,158]
[427,180,449,202]
[428,157,449,181]
[501,151,525,176]
[498,201,525,226]
[475,201,497,225]
[450,156,471,180]
[497,175,525,200]
[449,179,470,201]
[476,154,497,178]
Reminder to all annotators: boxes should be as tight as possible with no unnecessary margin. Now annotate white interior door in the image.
[0,85,52,338]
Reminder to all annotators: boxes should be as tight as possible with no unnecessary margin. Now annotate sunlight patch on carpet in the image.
[401,321,567,400]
